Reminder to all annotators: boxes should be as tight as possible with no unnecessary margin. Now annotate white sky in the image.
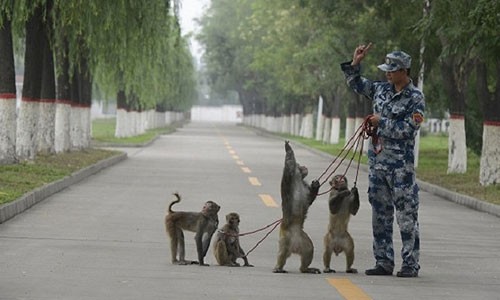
[179,0,210,62]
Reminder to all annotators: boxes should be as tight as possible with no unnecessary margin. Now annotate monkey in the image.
[323,174,360,274]
[273,141,321,274]
[213,212,253,267]
[165,193,220,266]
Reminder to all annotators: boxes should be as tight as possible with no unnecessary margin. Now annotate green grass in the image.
[0,118,177,205]
[92,118,176,145]
[0,149,120,205]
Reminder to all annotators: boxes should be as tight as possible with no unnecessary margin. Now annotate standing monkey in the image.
[323,175,360,273]
[165,193,220,266]
[273,141,321,274]
[213,212,253,267]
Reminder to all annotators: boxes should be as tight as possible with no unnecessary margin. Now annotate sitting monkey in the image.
[323,174,360,273]
[213,212,253,267]
[165,193,220,266]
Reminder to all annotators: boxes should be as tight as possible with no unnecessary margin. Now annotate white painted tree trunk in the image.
[293,114,301,136]
[16,100,39,160]
[81,107,91,148]
[345,117,355,146]
[165,111,173,125]
[330,117,341,144]
[316,114,324,141]
[354,117,363,133]
[479,122,500,186]
[156,111,165,128]
[415,0,430,167]
[115,108,127,138]
[37,101,55,154]
[70,106,85,150]
[301,113,314,138]
[447,117,467,174]
[322,117,331,143]
[0,96,17,164]
[55,101,71,153]
[315,96,323,141]
[282,115,291,134]
[277,116,283,133]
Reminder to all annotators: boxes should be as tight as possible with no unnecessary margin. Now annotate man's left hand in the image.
[368,114,381,127]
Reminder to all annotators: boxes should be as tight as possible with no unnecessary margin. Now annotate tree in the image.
[16,3,47,160]
[0,8,17,164]
[470,0,500,185]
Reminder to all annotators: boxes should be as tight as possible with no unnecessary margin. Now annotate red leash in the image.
[316,115,376,196]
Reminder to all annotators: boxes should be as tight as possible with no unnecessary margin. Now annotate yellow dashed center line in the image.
[241,167,252,173]
[259,194,279,207]
[236,160,244,165]
[232,155,240,160]
[327,278,372,300]
[248,177,261,186]
[229,150,236,155]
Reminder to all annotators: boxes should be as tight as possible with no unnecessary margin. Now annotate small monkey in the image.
[323,174,360,273]
[165,193,220,266]
[213,212,253,267]
[273,141,321,274]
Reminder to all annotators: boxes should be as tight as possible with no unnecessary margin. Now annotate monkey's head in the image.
[201,201,220,216]
[225,212,240,229]
[330,175,348,191]
[299,165,308,179]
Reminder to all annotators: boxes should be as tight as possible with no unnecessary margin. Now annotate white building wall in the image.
[190,105,243,123]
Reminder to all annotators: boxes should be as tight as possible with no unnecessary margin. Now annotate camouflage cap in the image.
[377,51,411,72]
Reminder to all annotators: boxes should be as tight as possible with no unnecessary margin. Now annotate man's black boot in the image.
[396,266,418,278]
[365,265,393,276]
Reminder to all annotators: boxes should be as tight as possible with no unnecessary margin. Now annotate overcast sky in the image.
[179,0,210,62]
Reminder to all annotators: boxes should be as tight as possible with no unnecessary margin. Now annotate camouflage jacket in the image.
[340,61,425,170]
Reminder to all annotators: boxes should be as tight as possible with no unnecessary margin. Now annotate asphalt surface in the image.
[1,122,499,300]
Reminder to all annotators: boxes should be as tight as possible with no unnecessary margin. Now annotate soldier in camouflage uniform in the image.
[340,43,425,278]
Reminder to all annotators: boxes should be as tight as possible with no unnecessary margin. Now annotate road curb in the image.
[416,179,500,218]
[249,125,500,218]
[0,152,127,224]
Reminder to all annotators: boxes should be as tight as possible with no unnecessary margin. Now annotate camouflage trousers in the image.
[368,166,420,272]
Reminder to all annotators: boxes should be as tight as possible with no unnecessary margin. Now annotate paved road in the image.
[1,122,499,300]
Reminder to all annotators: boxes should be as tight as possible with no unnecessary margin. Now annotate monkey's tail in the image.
[168,192,181,213]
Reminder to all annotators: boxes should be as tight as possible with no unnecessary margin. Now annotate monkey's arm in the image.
[329,190,350,214]
[283,141,296,175]
[281,141,296,206]
[195,218,213,266]
[234,241,253,266]
[308,180,320,205]
[350,187,360,216]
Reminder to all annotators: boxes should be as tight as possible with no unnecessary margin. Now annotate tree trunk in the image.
[55,37,71,153]
[328,91,341,144]
[447,116,467,174]
[0,16,17,164]
[69,54,92,149]
[115,90,128,138]
[345,93,356,146]
[315,95,324,141]
[17,5,45,160]
[38,0,56,154]
[440,55,471,174]
[78,56,92,148]
[477,61,500,185]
